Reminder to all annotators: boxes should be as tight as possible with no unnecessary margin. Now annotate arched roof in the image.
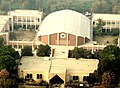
[37,9,91,39]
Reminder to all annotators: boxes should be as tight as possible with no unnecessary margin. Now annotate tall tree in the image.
[0,46,20,74]
[97,45,120,85]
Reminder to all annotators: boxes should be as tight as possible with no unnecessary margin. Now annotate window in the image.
[60,33,66,38]
[73,76,79,80]
[73,76,76,80]
[93,21,95,25]
[112,22,115,24]
[76,76,79,80]
[37,74,42,79]
[107,22,110,25]
[26,73,32,79]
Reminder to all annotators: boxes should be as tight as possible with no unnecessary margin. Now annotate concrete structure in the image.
[8,10,43,31]
[92,13,120,33]
[19,56,99,84]
[37,10,91,46]
[0,15,10,45]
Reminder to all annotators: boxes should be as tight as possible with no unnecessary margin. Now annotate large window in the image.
[26,73,32,79]
[37,74,42,79]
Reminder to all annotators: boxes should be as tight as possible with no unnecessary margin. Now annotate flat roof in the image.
[19,56,51,72]
[92,13,120,20]
[8,10,42,16]
[0,15,9,32]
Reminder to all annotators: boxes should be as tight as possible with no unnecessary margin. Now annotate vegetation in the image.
[70,47,93,59]
[37,44,51,57]
[93,19,105,36]
[87,45,120,87]
[21,46,33,56]
[0,44,20,88]
[9,32,17,40]
[0,36,4,46]
[92,0,120,14]
[0,45,20,73]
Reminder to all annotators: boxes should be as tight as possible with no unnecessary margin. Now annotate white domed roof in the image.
[37,9,91,39]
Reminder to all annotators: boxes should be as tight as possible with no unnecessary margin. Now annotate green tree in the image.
[93,19,105,35]
[91,0,111,13]
[21,46,33,56]
[93,50,102,59]
[0,46,20,74]
[37,44,51,57]
[71,47,92,59]
[98,45,120,85]
[48,0,83,13]
[0,36,4,46]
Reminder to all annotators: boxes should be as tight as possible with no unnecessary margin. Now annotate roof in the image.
[51,58,99,74]
[8,10,42,16]
[37,9,90,39]
[19,56,99,75]
[19,56,51,72]
[92,13,120,21]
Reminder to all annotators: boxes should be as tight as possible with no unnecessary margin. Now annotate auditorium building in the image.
[37,10,91,46]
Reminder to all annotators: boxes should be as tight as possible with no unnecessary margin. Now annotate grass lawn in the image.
[93,35,118,45]
[13,30,36,41]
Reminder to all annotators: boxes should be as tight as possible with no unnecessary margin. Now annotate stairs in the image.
[53,46,68,58]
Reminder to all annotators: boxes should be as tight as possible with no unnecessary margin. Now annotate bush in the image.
[37,44,51,57]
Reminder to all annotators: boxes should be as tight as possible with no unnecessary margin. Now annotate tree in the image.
[0,36,4,46]
[101,71,115,88]
[0,69,9,78]
[37,44,51,57]
[93,19,105,35]
[0,46,20,74]
[71,47,92,59]
[93,50,102,59]
[48,0,83,13]
[21,46,33,56]
[98,45,120,85]
[91,0,111,13]
[112,0,120,14]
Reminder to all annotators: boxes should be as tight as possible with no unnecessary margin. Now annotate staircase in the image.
[53,46,68,58]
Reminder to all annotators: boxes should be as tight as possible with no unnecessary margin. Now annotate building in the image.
[19,56,99,84]
[0,15,10,45]
[37,10,91,46]
[8,10,43,31]
[92,13,120,33]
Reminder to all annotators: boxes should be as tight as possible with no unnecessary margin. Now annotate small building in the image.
[37,10,91,46]
[19,56,99,84]
[8,10,43,31]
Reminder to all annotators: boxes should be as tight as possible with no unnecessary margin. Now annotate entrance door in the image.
[50,75,64,84]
